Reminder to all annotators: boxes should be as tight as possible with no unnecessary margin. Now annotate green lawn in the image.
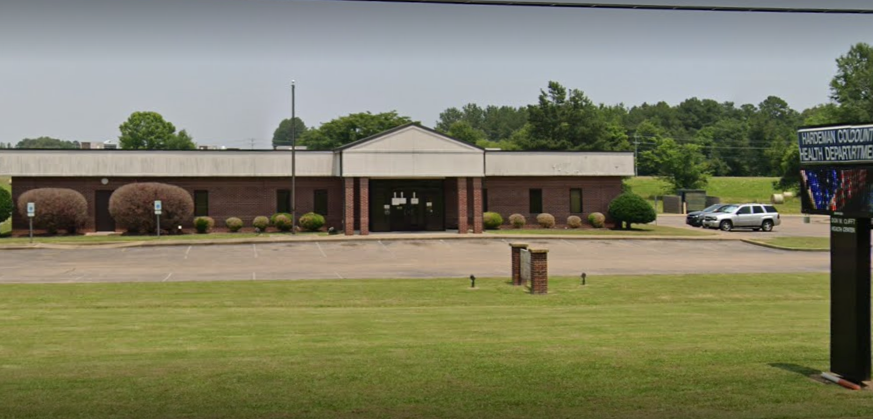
[0,231,327,245]
[1,176,10,236]
[748,236,830,251]
[626,176,802,214]
[1,274,870,419]
[490,224,714,237]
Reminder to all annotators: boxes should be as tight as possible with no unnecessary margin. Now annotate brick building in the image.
[1,124,633,234]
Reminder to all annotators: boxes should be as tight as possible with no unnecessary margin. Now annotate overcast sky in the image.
[0,0,871,148]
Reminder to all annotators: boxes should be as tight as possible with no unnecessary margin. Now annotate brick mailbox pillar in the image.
[509,242,529,286]
[529,248,549,295]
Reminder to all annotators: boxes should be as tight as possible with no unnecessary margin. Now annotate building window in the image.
[482,189,488,212]
[277,189,290,213]
[314,189,328,215]
[194,190,209,216]
[529,189,543,214]
[570,188,583,213]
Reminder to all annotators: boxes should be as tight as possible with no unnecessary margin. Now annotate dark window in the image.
[194,190,209,216]
[737,206,751,215]
[752,206,765,214]
[276,189,290,213]
[570,188,583,213]
[314,189,328,215]
[529,189,543,214]
[764,205,778,213]
[482,189,488,212]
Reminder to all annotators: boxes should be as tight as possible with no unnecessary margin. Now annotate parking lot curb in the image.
[741,239,828,252]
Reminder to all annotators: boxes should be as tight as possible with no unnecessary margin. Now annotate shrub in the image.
[194,216,214,234]
[225,217,243,232]
[271,212,293,226]
[536,213,555,229]
[588,212,606,228]
[17,188,88,234]
[109,183,193,234]
[0,187,12,224]
[608,193,656,229]
[483,212,503,230]
[299,212,325,232]
[252,216,270,232]
[508,213,526,229]
[567,215,583,229]
[273,214,293,232]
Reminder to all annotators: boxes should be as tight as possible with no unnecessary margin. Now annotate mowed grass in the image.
[490,224,714,236]
[0,231,327,245]
[2,274,872,419]
[1,176,10,235]
[749,236,830,251]
[626,176,802,214]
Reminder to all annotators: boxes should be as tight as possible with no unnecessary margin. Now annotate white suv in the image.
[702,204,781,232]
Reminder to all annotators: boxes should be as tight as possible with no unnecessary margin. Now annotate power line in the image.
[329,0,873,15]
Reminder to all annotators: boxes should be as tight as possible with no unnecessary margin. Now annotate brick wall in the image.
[11,177,344,232]
[359,178,369,235]
[457,177,468,234]
[530,249,549,294]
[344,178,355,235]
[484,176,623,228]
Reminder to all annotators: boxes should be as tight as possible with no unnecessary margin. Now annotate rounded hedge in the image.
[225,217,243,232]
[271,212,293,226]
[508,213,526,229]
[194,216,214,234]
[0,187,12,225]
[299,212,325,232]
[536,213,555,229]
[608,193,656,229]
[567,215,583,229]
[273,214,293,232]
[483,212,503,230]
[588,212,606,228]
[17,188,88,234]
[109,183,193,234]
[252,216,270,232]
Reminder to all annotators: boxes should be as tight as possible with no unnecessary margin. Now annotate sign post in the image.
[26,202,34,244]
[154,200,162,237]
[799,124,873,386]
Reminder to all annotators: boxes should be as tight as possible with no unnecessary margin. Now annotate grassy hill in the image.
[625,176,801,214]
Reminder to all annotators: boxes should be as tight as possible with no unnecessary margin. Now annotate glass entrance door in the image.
[370,180,445,232]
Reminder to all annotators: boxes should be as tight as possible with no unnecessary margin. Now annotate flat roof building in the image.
[1,124,633,234]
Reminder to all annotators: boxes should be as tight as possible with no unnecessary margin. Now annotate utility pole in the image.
[291,80,297,235]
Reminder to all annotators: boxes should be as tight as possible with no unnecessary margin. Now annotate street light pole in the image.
[291,80,297,235]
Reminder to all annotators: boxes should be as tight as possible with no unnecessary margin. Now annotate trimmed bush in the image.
[508,213,526,229]
[483,212,503,230]
[273,214,293,232]
[608,193,656,229]
[109,183,193,234]
[194,216,215,234]
[588,212,606,228]
[271,212,293,226]
[536,213,556,229]
[0,187,12,224]
[299,212,325,232]
[252,216,270,232]
[225,217,243,232]
[17,188,88,234]
[567,215,583,229]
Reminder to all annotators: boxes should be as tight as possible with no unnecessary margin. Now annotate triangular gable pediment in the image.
[340,124,483,154]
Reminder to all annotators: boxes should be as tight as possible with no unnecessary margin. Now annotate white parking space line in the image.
[252,272,257,281]
[252,244,259,258]
[162,272,173,282]
[334,271,344,279]
[379,240,395,256]
[185,246,192,259]
[561,239,577,248]
[316,242,327,258]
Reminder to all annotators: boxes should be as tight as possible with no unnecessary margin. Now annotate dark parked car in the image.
[685,204,729,227]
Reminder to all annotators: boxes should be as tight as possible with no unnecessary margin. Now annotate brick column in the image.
[359,177,369,236]
[344,177,355,236]
[472,177,483,234]
[510,242,529,286]
[530,248,549,295]
[457,177,468,234]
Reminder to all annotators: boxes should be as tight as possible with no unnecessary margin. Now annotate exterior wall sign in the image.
[799,125,873,164]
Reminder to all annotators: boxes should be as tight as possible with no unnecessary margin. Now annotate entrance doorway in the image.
[95,190,115,232]
[369,180,444,232]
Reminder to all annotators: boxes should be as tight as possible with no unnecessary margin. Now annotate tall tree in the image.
[300,111,413,150]
[118,112,193,150]
[830,42,873,124]
[272,117,307,148]
[639,138,709,192]
[15,137,79,149]
[445,121,486,144]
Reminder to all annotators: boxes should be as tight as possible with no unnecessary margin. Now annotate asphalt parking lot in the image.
[656,214,831,238]
[0,238,829,284]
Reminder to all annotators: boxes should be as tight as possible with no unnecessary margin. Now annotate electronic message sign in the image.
[799,124,873,217]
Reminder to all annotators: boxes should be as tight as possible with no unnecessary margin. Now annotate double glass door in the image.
[370,180,445,232]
